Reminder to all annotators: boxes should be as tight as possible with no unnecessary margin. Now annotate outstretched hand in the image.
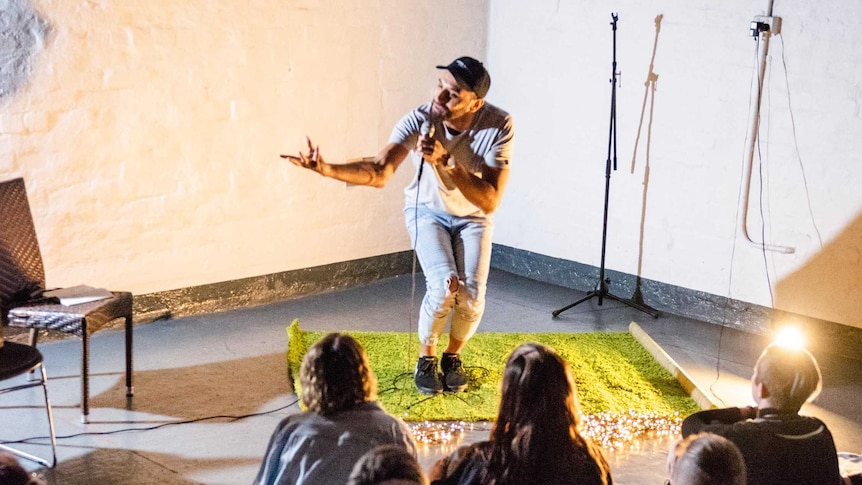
[280,137,324,172]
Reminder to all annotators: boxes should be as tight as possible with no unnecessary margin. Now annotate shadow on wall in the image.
[631,14,663,303]
[0,0,50,99]
[774,211,862,330]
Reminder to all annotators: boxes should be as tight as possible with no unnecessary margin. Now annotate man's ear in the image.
[470,98,485,113]
[757,381,771,398]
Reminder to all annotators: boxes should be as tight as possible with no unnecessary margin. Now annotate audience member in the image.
[667,432,746,485]
[428,342,611,485]
[347,444,428,485]
[254,333,416,485]
[682,342,845,485]
[0,452,46,485]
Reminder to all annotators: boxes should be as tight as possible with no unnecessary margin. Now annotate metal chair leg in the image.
[125,315,134,397]
[39,364,57,467]
[26,328,39,382]
[81,332,89,424]
[0,364,57,467]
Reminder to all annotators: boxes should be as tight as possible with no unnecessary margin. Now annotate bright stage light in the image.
[773,326,805,350]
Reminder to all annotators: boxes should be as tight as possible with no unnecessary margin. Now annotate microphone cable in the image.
[406,111,436,371]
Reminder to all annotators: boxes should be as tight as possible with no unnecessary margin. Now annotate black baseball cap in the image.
[436,56,491,99]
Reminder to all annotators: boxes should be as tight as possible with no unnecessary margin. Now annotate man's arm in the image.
[281,138,409,189]
[418,136,510,214]
[444,163,509,214]
[681,406,757,437]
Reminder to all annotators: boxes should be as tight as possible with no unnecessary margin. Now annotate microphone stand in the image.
[553,13,659,319]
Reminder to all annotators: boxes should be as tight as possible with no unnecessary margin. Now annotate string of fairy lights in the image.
[409,410,682,450]
[581,411,682,450]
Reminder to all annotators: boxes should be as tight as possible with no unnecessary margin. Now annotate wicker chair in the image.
[0,341,57,467]
[0,177,134,424]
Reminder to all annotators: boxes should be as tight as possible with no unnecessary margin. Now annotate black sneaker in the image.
[441,353,468,392]
[414,356,444,395]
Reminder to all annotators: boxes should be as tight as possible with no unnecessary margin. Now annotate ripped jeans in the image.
[405,206,494,348]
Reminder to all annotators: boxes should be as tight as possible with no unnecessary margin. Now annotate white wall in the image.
[3,0,860,330]
[489,0,862,329]
[0,0,488,294]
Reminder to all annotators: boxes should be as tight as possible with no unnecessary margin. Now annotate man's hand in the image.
[280,136,325,173]
[416,135,451,167]
[278,139,408,188]
[740,406,758,419]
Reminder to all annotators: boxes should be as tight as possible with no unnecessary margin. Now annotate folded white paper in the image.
[44,285,113,306]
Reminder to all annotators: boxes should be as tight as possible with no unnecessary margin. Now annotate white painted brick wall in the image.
[0,1,488,293]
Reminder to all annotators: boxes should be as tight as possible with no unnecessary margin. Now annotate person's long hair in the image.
[300,333,378,416]
[482,343,610,485]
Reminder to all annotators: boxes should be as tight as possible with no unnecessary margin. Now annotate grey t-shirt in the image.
[254,402,416,485]
[389,102,514,218]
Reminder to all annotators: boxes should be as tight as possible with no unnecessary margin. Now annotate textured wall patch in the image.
[0,0,50,98]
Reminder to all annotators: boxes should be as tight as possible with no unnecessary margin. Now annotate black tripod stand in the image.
[553,13,659,319]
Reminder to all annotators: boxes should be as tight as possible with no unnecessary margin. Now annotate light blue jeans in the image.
[404,206,494,348]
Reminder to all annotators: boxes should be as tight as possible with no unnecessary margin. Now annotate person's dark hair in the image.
[483,343,610,485]
[753,343,821,412]
[671,433,747,485]
[346,445,426,485]
[0,452,46,485]
[300,333,377,416]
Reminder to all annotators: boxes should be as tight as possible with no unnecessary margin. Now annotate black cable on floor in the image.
[0,398,301,446]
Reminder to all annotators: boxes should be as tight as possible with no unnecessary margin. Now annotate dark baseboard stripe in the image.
[133,251,415,322]
[490,244,862,360]
[489,245,772,334]
[131,244,861,359]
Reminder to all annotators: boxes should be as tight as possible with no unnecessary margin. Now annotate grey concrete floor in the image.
[2,269,861,484]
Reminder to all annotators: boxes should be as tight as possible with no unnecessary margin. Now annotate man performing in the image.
[282,56,514,395]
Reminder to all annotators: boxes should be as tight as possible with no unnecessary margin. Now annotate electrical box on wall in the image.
[750,15,782,37]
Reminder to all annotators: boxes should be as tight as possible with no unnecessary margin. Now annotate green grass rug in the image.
[287,320,700,422]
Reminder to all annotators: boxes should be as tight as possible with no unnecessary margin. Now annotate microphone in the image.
[420,118,436,139]
[417,117,436,181]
